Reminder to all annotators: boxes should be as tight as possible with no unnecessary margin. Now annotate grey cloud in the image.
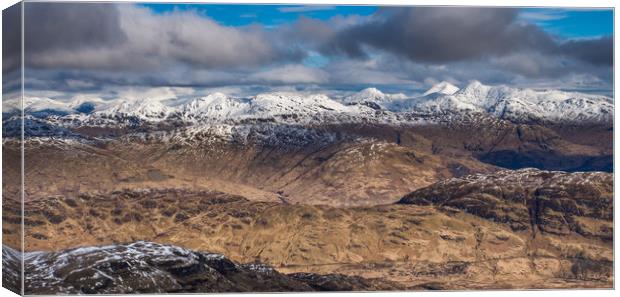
[489,51,608,81]
[558,37,613,66]
[24,3,127,53]
[323,8,553,62]
[319,7,611,67]
[321,51,612,93]
[286,17,336,46]
[7,4,612,94]
[2,3,21,73]
[21,3,303,71]
[22,63,328,94]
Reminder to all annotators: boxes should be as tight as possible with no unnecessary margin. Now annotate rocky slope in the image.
[4,123,496,207]
[4,116,610,210]
[410,121,612,172]
[399,169,613,240]
[3,168,612,290]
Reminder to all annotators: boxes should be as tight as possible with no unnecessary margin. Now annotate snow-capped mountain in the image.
[413,81,614,123]
[5,82,613,128]
[179,92,249,121]
[174,92,370,123]
[248,92,350,116]
[342,88,407,110]
[96,97,173,121]
[2,96,75,117]
[3,96,105,116]
[422,81,460,97]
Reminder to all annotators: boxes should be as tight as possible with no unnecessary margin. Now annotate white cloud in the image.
[518,10,568,22]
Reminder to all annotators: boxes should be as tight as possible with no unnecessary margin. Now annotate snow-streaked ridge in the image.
[413,81,613,123]
[422,81,460,96]
[6,82,613,125]
[179,92,248,120]
[96,98,173,120]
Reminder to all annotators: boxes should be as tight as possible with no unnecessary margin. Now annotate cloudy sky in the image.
[2,3,614,101]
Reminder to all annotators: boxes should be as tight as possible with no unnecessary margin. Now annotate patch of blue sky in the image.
[302,51,330,68]
[139,3,377,27]
[519,8,613,39]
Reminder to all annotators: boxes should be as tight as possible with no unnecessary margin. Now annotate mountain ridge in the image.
[4,82,613,126]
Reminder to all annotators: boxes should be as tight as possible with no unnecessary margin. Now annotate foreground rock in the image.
[8,241,402,294]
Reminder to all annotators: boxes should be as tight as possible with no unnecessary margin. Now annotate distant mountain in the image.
[422,81,460,97]
[413,81,613,124]
[179,92,248,121]
[3,96,74,117]
[6,82,613,127]
[342,88,407,110]
[96,98,173,121]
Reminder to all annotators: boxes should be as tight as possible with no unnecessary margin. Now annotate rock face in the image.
[398,168,613,240]
[8,241,402,294]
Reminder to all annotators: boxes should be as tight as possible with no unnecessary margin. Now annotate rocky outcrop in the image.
[10,241,403,294]
[398,168,613,240]
[2,245,21,294]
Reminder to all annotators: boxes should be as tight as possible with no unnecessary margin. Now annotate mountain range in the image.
[3,81,613,126]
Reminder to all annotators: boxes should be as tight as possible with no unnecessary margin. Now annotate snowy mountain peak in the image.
[201,92,229,101]
[182,93,231,112]
[343,88,408,111]
[180,93,247,120]
[96,98,172,120]
[357,87,385,98]
[456,80,493,97]
[344,88,388,104]
[423,81,460,96]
